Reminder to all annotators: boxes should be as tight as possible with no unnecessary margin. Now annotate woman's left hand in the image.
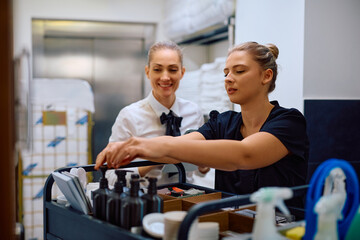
[197,166,210,174]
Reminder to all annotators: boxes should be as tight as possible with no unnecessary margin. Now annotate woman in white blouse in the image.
[106,40,209,186]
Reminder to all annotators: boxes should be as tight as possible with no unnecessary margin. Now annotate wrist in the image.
[162,136,175,157]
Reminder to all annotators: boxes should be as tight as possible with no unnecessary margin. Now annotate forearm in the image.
[97,132,288,171]
[143,156,181,164]
[164,139,247,171]
[164,132,288,171]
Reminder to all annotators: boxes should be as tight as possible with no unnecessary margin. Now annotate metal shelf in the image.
[173,17,235,46]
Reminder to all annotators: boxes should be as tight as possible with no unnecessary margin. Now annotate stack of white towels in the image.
[164,0,235,40]
[177,57,232,118]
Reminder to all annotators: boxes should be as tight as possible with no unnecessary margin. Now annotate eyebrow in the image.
[223,64,247,71]
[152,63,180,68]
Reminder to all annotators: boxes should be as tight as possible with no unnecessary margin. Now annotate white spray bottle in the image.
[250,187,293,240]
[314,168,346,240]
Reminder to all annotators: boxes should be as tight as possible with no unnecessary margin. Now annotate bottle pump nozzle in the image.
[250,187,293,240]
[114,169,133,193]
[146,177,158,195]
[99,166,109,189]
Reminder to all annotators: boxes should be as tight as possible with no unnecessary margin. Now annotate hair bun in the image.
[265,43,279,60]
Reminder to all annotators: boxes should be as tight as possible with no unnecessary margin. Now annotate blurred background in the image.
[1,0,360,239]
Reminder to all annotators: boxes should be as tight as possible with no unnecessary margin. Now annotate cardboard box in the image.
[182,192,222,211]
[197,205,257,239]
[163,198,183,212]
[160,192,223,212]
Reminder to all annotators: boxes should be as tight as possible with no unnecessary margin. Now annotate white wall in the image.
[235,0,305,112]
[209,40,231,62]
[304,0,360,99]
[13,0,166,57]
[182,44,209,71]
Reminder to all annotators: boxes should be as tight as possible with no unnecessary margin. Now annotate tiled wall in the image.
[304,100,360,182]
[20,106,91,240]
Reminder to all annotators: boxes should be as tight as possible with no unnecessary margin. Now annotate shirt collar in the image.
[147,91,181,117]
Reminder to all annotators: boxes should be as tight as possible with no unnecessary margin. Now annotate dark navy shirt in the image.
[197,101,309,207]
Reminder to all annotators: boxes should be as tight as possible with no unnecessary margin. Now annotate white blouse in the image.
[106,92,204,186]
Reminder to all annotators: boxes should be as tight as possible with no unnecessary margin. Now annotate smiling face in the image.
[145,49,185,106]
[223,50,273,105]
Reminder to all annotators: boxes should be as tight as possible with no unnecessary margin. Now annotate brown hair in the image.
[228,42,279,93]
[147,40,183,67]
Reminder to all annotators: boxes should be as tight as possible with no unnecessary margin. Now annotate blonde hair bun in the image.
[265,43,279,60]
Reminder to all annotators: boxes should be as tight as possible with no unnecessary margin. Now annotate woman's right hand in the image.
[94,136,173,170]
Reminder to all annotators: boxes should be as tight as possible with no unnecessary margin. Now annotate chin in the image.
[228,97,241,105]
[159,90,175,98]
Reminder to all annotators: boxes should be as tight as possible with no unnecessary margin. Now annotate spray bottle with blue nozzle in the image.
[251,187,293,240]
[304,159,359,240]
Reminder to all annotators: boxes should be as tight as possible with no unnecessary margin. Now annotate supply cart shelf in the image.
[44,161,307,239]
[43,161,235,240]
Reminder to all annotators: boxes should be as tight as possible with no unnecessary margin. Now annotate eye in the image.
[224,73,228,77]
[169,68,178,72]
[236,70,245,74]
[153,68,161,72]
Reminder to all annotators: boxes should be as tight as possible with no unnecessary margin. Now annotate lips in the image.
[159,83,173,88]
[227,88,237,94]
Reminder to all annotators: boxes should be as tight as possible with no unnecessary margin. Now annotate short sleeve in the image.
[261,108,308,160]
[196,108,205,127]
[109,107,136,142]
[197,110,220,139]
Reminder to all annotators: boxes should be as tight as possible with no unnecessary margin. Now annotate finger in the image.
[115,158,132,169]
[107,154,115,169]
[112,153,133,169]
[109,146,133,168]
[94,151,106,170]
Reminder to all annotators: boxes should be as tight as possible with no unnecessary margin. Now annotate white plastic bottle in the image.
[250,187,293,240]
[313,167,346,240]
[314,193,345,240]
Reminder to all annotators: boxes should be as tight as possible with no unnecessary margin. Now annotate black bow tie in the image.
[160,110,182,136]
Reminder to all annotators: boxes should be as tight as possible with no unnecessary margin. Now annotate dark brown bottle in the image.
[106,170,129,226]
[120,178,147,230]
[141,177,163,214]
[92,166,111,221]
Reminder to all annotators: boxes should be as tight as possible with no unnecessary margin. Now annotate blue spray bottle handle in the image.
[304,159,359,240]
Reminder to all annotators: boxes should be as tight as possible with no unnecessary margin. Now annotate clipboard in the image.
[52,172,91,214]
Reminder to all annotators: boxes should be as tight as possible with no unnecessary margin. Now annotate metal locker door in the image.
[92,38,146,160]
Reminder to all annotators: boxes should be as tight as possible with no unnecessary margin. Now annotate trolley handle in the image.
[178,184,309,240]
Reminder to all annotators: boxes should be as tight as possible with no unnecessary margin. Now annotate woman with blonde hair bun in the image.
[96,41,309,209]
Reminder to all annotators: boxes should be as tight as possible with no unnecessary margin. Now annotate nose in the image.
[160,71,170,81]
[225,73,234,84]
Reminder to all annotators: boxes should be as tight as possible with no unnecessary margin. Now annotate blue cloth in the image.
[197,101,309,208]
[304,159,359,240]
